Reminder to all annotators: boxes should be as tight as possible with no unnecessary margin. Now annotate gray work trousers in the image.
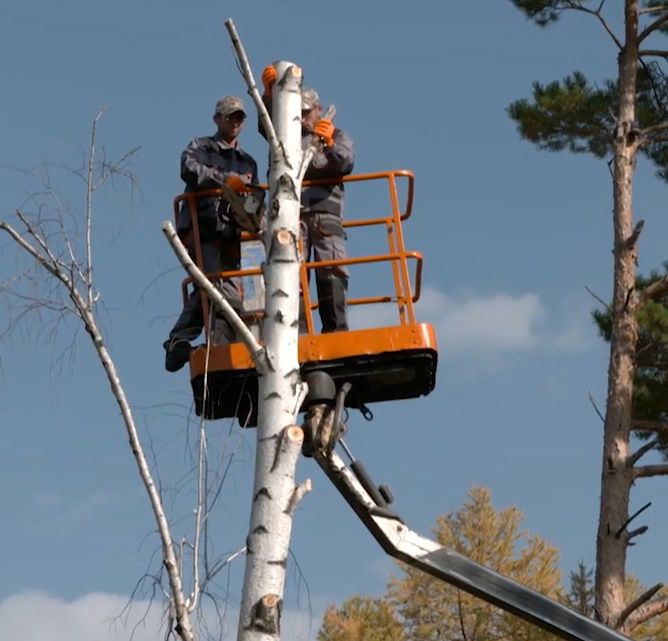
[300,212,349,332]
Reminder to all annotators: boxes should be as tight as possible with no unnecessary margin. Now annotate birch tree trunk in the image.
[236,60,308,641]
[595,0,640,626]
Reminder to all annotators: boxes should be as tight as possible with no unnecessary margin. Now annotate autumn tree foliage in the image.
[317,596,405,641]
[318,489,668,641]
[384,487,561,641]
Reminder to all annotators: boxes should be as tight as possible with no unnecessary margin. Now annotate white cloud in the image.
[0,591,323,641]
[27,490,114,533]
[419,287,545,351]
[351,286,595,356]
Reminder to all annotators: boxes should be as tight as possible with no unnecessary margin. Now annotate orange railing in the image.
[173,169,423,340]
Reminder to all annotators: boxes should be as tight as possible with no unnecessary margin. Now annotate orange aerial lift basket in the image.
[173,170,438,426]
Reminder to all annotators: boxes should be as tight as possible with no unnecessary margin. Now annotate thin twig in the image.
[85,109,104,310]
[639,11,668,43]
[588,391,605,423]
[223,19,279,158]
[585,285,611,310]
[566,2,623,50]
[628,439,658,466]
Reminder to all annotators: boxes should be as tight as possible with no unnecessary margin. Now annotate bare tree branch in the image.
[639,275,668,304]
[160,220,268,372]
[586,285,611,310]
[633,419,668,434]
[588,391,606,423]
[639,49,668,58]
[616,584,663,629]
[634,464,668,478]
[628,439,658,466]
[223,18,279,159]
[622,596,668,632]
[614,501,651,538]
[638,10,668,43]
[640,5,668,15]
[85,109,104,309]
[565,1,623,50]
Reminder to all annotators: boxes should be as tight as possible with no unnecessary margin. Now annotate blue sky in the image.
[1,1,667,639]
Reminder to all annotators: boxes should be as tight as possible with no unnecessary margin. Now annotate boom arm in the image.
[312,446,630,641]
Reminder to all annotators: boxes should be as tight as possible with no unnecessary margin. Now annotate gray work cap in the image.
[215,96,246,117]
[301,87,319,111]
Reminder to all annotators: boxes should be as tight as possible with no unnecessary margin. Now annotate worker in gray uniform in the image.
[164,95,263,372]
[261,65,355,332]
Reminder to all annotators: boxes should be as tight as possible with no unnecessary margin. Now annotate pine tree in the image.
[508,0,668,627]
[564,562,595,617]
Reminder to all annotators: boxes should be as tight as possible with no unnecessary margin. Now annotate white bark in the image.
[235,60,309,641]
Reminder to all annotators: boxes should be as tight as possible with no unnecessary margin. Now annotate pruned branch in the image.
[285,478,312,517]
[616,584,663,629]
[622,219,644,250]
[626,525,648,542]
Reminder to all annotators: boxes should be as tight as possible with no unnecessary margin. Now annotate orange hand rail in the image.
[172,169,422,337]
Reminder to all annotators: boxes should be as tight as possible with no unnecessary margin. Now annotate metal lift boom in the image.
[303,405,630,641]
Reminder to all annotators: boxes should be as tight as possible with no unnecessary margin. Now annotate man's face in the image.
[215,110,246,142]
[301,104,321,133]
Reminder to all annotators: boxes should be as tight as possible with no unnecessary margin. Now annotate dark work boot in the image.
[317,276,349,333]
[163,338,193,372]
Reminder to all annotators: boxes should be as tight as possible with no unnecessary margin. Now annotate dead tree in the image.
[0,112,200,641]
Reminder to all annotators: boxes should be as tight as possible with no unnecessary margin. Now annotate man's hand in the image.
[261,65,277,97]
[312,119,335,148]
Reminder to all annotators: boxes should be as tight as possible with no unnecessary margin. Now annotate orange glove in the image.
[261,65,277,97]
[224,175,249,193]
[312,119,335,147]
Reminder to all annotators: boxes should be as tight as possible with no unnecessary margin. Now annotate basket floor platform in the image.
[190,323,437,426]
